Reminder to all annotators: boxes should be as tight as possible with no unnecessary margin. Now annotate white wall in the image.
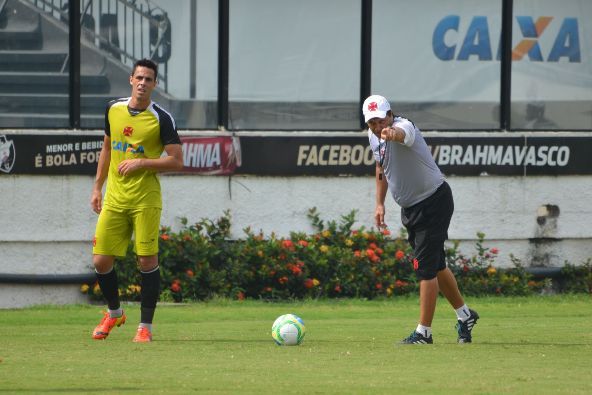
[2,169,592,307]
[161,174,592,268]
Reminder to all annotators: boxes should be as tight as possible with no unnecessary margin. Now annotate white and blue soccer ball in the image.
[271,314,306,346]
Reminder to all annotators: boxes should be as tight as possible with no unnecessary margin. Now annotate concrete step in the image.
[0,93,111,114]
[0,112,102,128]
[0,50,67,72]
[0,72,110,94]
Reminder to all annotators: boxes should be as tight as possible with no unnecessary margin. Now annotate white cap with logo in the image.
[362,95,391,122]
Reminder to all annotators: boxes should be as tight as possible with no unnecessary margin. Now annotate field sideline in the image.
[0,295,590,394]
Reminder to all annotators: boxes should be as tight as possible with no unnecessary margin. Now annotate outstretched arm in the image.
[380,126,406,143]
[381,118,416,147]
[374,162,389,228]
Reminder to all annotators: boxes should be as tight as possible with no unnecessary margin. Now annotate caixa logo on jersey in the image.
[112,140,145,154]
[433,16,580,62]
[0,135,16,173]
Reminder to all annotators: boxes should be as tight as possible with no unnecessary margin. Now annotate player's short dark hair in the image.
[132,58,158,80]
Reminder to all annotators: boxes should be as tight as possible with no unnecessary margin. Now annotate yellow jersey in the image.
[104,97,181,209]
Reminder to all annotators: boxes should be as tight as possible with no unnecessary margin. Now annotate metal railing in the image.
[25,0,170,90]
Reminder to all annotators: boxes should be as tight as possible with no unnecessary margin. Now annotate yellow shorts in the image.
[93,205,162,257]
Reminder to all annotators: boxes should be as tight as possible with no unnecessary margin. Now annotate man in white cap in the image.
[363,94,479,344]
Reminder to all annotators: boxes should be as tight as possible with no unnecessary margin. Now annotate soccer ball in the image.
[271,314,306,346]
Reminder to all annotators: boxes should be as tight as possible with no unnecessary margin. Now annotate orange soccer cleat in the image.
[132,326,153,343]
[92,311,126,340]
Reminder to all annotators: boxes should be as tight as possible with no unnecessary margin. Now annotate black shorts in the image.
[400,181,454,281]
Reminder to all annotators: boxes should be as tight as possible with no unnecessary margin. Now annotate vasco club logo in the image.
[0,135,15,173]
[123,126,133,136]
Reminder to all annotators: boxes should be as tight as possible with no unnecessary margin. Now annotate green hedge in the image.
[81,209,592,302]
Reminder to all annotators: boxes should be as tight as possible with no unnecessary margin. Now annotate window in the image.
[79,0,218,129]
[511,0,592,130]
[372,0,502,130]
[227,0,360,130]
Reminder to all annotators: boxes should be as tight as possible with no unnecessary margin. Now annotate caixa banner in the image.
[0,133,590,176]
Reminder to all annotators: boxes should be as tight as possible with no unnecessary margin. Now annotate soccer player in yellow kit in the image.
[90,59,183,342]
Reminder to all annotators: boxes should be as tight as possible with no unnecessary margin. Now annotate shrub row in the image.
[81,209,592,302]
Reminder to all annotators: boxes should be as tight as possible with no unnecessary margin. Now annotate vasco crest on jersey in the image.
[0,135,16,174]
[123,126,134,137]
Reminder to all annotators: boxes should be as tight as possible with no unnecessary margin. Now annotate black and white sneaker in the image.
[399,331,433,344]
[456,309,479,343]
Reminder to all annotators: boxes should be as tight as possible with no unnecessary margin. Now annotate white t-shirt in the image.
[368,116,444,208]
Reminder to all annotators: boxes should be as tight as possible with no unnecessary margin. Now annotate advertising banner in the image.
[0,134,243,176]
[373,0,591,103]
[0,134,104,175]
[427,136,587,176]
[1,133,590,176]
[180,136,241,175]
[237,135,592,176]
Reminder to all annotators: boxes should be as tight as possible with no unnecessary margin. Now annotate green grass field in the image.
[0,295,590,394]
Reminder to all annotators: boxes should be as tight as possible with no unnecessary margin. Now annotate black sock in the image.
[95,268,120,310]
[140,266,161,324]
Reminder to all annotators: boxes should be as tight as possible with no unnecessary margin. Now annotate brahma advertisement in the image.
[180,136,241,175]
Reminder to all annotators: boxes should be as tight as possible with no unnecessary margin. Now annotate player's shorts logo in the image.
[0,135,16,174]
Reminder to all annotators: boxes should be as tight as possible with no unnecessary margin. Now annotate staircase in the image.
[0,0,181,129]
[0,0,112,127]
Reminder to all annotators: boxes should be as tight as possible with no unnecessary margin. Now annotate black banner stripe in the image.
[1,133,590,176]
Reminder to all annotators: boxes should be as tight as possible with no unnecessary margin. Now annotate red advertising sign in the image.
[180,136,241,175]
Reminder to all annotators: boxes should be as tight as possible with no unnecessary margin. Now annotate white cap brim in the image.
[364,110,388,123]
